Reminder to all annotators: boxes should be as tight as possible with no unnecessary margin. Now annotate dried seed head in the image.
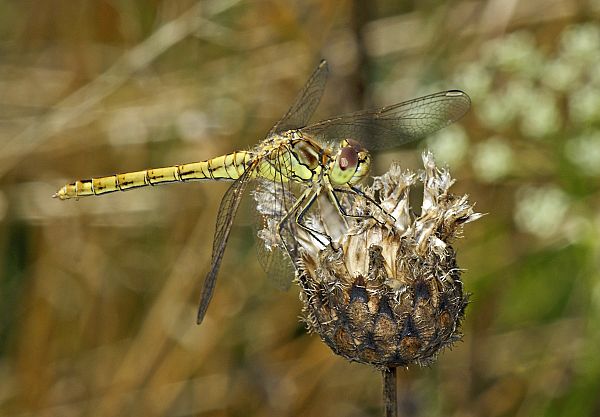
[254,151,482,368]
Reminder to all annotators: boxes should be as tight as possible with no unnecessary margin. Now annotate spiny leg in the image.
[294,189,330,247]
[277,187,330,256]
[326,186,360,220]
[333,185,396,224]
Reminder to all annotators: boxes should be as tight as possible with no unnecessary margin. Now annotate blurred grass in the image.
[1,0,600,416]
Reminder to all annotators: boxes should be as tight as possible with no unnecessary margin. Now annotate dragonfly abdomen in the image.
[54,151,252,200]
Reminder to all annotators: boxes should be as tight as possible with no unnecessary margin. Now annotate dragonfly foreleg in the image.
[327,186,364,220]
[333,186,396,225]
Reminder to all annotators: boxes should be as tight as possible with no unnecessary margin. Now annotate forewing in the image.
[300,90,470,150]
[268,60,329,135]
[196,168,252,324]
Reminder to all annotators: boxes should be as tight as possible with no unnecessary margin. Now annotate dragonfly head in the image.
[329,139,371,186]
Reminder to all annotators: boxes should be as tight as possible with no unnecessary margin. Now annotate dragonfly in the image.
[54,60,471,324]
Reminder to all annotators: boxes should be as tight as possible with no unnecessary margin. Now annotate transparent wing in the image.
[300,90,471,150]
[251,144,303,289]
[196,168,253,324]
[256,235,296,290]
[268,60,329,135]
[252,180,296,290]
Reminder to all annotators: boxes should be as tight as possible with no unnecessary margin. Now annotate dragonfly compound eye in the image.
[330,145,359,185]
[339,146,358,171]
[350,150,371,186]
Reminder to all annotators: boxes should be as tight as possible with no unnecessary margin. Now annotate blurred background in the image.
[1,0,599,416]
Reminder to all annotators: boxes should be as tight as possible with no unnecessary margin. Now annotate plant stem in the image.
[382,366,397,417]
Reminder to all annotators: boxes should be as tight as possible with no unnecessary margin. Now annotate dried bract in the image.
[254,151,482,367]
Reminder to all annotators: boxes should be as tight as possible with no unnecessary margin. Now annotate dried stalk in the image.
[383,366,398,417]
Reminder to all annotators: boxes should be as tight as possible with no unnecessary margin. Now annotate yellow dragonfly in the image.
[54,60,470,324]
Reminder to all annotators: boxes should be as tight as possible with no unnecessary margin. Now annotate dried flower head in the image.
[254,151,482,368]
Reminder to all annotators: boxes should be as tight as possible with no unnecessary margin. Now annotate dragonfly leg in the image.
[294,191,331,247]
[351,185,397,223]
[333,186,396,225]
[276,188,330,256]
[327,186,363,219]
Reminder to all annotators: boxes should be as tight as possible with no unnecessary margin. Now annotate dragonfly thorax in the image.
[255,132,324,184]
[287,134,322,172]
[328,139,371,186]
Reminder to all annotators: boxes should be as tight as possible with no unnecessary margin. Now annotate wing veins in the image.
[196,167,254,324]
[268,60,329,135]
[299,90,470,150]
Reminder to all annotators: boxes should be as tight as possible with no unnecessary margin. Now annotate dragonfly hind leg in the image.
[294,191,332,247]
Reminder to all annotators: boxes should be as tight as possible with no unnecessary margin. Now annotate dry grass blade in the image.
[0,0,242,178]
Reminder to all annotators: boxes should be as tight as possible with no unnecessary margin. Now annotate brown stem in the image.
[382,366,397,417]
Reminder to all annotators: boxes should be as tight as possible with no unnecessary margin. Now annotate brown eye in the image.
[339,146,358,170]
[346,139,364,152]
